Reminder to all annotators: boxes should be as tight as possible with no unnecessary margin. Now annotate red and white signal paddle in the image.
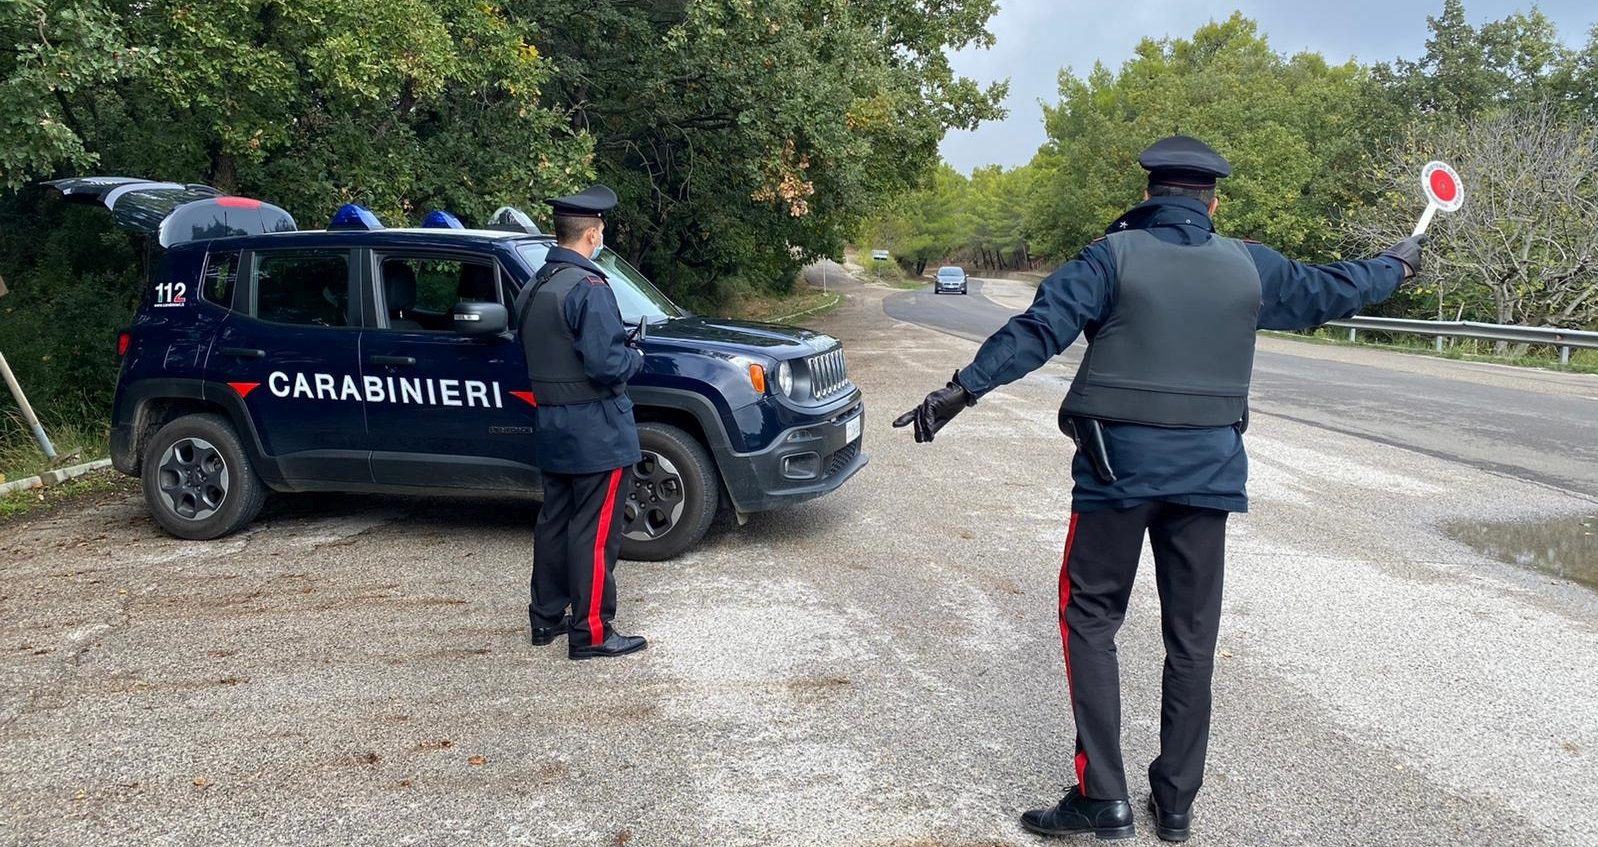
[1414,161,1464,236]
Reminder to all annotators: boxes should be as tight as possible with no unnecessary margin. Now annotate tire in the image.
[140,413,268,540]
[619,422,720,561]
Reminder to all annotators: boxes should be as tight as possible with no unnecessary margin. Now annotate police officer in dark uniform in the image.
[894,137,1426,841]
[515,184,648,660]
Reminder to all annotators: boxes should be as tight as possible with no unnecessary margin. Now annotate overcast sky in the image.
[940,1,1598,172]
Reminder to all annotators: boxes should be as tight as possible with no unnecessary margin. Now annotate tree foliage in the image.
[859,162,1031,274]
[1024,14,1381,262]
[0,0,1006,434]
[874,1,1598,342]
[517,0,1006,309]
[0,0,589,217]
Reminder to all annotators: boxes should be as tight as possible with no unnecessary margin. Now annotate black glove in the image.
[1381,234,1428,279]
[892,372,977,443]
[625,317,647,347]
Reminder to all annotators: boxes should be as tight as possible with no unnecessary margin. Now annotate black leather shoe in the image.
[1148,796,1192,843]
[569,632,647,660]
[1020,788,1135,840]
[529,614,570,646]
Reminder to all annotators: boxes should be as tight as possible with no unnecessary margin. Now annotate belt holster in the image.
[1058,406,1117,484]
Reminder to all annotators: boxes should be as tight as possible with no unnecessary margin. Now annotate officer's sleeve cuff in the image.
[953,368,986,402]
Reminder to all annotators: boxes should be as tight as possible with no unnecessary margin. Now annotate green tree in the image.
[516,0,1007,309]
[0,0,591,434]
[1372,0,1577,120]
[861,163,973,275]
[1023,14,1382,264]
[0,0,590,217]
[1349,106,1598,332]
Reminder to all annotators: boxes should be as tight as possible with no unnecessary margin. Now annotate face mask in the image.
[590,235,604,260]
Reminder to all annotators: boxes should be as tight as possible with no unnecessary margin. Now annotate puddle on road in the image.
[1445,514,1598,591]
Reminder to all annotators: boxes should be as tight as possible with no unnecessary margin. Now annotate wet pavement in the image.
[1447,513,1598,591]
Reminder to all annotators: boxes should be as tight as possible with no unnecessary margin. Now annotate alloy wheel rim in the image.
[156,437,230,521]
[623,450,686,542]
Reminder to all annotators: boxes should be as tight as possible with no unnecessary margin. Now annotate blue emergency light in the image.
[421,210,465,229]
[328,203,383,231]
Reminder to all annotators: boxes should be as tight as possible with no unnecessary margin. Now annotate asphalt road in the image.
[2,264,1596,846]
[880,270,1598,500]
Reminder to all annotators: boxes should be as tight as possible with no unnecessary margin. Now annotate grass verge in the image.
[879,278,924,290]
[0,469,134,521]
[0,420,110,485]
[1265,330,1598,375]
[732,289,844,324]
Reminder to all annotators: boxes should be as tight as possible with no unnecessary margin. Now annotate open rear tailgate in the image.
[43,177,296,246]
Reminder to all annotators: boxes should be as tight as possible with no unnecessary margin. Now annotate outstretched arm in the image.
[956,241,1117,397]
[1250,242,1411,331]
[894,242,1116,442]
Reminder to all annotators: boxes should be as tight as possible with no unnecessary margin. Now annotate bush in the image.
[0,194,144,441]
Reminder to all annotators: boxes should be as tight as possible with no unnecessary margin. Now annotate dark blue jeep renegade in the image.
[52,178,866,560]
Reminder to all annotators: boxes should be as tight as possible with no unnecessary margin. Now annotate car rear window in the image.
[202,251,242,309]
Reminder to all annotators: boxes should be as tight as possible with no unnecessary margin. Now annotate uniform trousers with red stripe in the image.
[1059,501,1228,813]
[531,467,631,648]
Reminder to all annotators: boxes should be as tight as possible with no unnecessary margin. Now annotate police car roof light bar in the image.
[329,203,383,231]
[485,206,541,235]
[421,210,465,229]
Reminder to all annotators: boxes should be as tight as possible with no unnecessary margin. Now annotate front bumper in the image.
[716,399,867,513]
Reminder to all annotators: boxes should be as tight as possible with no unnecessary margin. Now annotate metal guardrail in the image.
[1323,316,1598,365]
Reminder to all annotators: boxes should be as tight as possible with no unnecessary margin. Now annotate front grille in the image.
[807,346,851,400]
[826,440,861,478]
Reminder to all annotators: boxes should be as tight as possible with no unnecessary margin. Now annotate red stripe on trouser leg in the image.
[588,468,624,646]
[1059,513,1085,794]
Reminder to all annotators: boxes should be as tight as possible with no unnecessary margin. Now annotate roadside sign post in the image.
[1414,160,1464,237]
[0,278,58,461]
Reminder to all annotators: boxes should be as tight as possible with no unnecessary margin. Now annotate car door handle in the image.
[368,355,416,366]
[220,347,265,359]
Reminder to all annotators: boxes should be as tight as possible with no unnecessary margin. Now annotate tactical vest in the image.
[1062,229,1262,427]
[515,263,623,406]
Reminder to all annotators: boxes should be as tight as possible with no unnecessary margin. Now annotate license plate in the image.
[845,415,862,444]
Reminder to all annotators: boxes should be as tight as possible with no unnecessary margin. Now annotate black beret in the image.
[548,184,618,218]
[1139,136,1231,188]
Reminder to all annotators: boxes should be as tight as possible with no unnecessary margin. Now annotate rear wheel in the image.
[619,422,720,561]
[141,413,267,540]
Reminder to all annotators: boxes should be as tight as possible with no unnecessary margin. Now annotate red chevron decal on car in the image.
[228,382,261,398]
[508,390,538,407]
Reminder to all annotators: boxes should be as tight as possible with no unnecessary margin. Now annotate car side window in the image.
[202,251,242,309]
[376,255,498,332]
[252,250,352,327]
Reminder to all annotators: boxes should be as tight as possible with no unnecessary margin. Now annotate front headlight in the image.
[776,360,794,396]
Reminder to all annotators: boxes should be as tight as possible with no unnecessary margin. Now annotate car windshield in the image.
[937,267,962,277]
[517,243,684,323]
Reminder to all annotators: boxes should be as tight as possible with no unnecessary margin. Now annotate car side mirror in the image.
[452,302,508,337]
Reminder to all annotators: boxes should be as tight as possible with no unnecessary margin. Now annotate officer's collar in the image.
[544,244,608,279]
[1105,196,1215,235]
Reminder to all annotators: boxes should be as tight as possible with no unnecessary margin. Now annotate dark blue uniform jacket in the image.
[957,196,1406,513]
[529,246,645,475]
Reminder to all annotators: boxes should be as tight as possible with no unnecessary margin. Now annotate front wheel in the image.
[619,422,721,561]
[141,413,267,540]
